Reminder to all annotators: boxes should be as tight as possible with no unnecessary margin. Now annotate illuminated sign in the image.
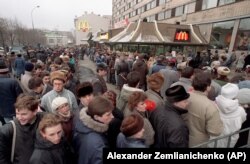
[77,20,91,32]
[100,32,109,40]
[174,29,190,42]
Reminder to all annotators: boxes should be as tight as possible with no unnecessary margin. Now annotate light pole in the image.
[31,5,40,30]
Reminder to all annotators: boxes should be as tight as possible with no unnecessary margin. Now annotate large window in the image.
[175,6,184,16]
[202,0,218,10]
[165,10,171,19]
[151,0,156,8]
[234,18,250,51]
[159,0,166,5]
[184,2,196,14]
[210,20,235,49]
[158,12,165,20]
[219,0,235,6]
[49,39,54,44]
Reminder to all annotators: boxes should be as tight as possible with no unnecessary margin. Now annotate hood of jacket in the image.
[120,84,143,101]
[116,133,146,148]
[216,95,239,115]
[75,107,108,134]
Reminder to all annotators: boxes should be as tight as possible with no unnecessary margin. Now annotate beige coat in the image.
[186,91,223,147]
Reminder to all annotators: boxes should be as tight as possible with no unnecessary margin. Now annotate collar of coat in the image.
[79,107,108,133]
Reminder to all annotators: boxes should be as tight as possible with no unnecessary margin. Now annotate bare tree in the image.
[0,18,8,49]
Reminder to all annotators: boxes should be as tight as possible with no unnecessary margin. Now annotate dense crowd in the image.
[0,46,250,164]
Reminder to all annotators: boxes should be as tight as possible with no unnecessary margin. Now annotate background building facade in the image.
[75,12,112,45]
[112,0,250,52]
[45,31,74,47]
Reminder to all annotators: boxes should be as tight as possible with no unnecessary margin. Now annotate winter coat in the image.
[170,77,192,92]
[29,131,73,164]
[238,80,250,89]
[14,57,25,77]
[0,75,23,118]
[73,108,109,164]
[149,101,189,148]
[21,71,33,93]
[186,91,223,147]
[209,96,246,147]
[116,133,147,148]
[92,74,107,96]
[41,89,78,112]
[132,59,148,90]
[0,113,43,164]
[145,89,164,108]
[116,84,144,112]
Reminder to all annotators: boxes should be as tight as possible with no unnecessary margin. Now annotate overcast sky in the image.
[0,0,112,31]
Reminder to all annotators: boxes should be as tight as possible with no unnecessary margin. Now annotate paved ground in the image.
[77,57,120,95]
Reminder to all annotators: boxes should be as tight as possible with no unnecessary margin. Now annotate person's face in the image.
[94,111,114,125]
[136,101,147,112]
[57,103,70,115]
[53,79,64,92]
[133,128,145,139]
[16,108,37,125]
[36,68,42,74]
[43,76,50,85]
[41,124,63,144]
[80,94,94,107]
[174,99,190,109]
[100,69,107,76]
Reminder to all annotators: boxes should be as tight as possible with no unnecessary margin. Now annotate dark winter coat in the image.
[116,133,147,148]
[14,57,25,77]
[149,101,189,148]
[29,131,72,164]
[0,74,23,118]
[73,108,109,164]
[132,59,148,90]
[0,113,43,164]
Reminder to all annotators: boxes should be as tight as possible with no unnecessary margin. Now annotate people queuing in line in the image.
[0,45,250,164]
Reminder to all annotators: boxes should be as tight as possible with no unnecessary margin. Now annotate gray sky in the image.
[0,0,112,31]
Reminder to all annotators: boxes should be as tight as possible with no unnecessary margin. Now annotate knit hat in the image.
[0,61,9,73]
[165,85,190,103]
[25,62,34,72]
[51,97,68,113]
[147,72,164,90]
[120,114,144,137]
[217,66,230,76]
[236,88,250,105]
[50,71,66,83]
[221,83,239,99]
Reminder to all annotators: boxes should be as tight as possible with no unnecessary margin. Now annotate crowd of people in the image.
[0,46,250,163]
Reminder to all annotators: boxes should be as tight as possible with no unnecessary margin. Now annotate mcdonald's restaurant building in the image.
[74,12,112,45]
[112,0,250,55]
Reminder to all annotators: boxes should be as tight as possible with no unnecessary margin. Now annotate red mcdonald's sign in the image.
[174,30,190,42]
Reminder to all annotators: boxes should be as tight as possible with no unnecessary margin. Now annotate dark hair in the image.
[103,90,117,106]
[15,94,39,112]
[181,67,194,78]
[87,96,113,117]
[128,91,147,111]
[28,77,43,90]
[34,64,42,70]
[127,71,140,87]
[54,57,63,65]
[192,72,211,92]
[40,71,50,79]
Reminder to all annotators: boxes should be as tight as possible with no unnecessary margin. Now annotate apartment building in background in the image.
[112,0,250,52]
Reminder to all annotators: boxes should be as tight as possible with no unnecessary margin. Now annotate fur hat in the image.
[165,85,190,103]
[221,83,239,99]
[147,72,164,90]
[50,71,66,83]
[77,85,93,97]
[120,114,144,137]
[236,88,250,105]
[0,61,9,73]
[25,62,34,72]
[217,66,230,76]
[51,97,68,112]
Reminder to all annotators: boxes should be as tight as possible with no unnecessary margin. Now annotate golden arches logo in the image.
[78,20,91,32]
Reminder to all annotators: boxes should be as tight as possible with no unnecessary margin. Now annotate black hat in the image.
[0,61,9,73]
[25,62,34,72]
[77,85,93,98]
[165,85,190,103]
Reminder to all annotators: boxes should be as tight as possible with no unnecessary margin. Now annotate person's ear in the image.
[94,115,100,122]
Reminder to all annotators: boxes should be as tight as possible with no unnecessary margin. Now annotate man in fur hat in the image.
[41,71,78,112]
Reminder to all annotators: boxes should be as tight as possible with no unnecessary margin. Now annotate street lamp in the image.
[31,5,40,30]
